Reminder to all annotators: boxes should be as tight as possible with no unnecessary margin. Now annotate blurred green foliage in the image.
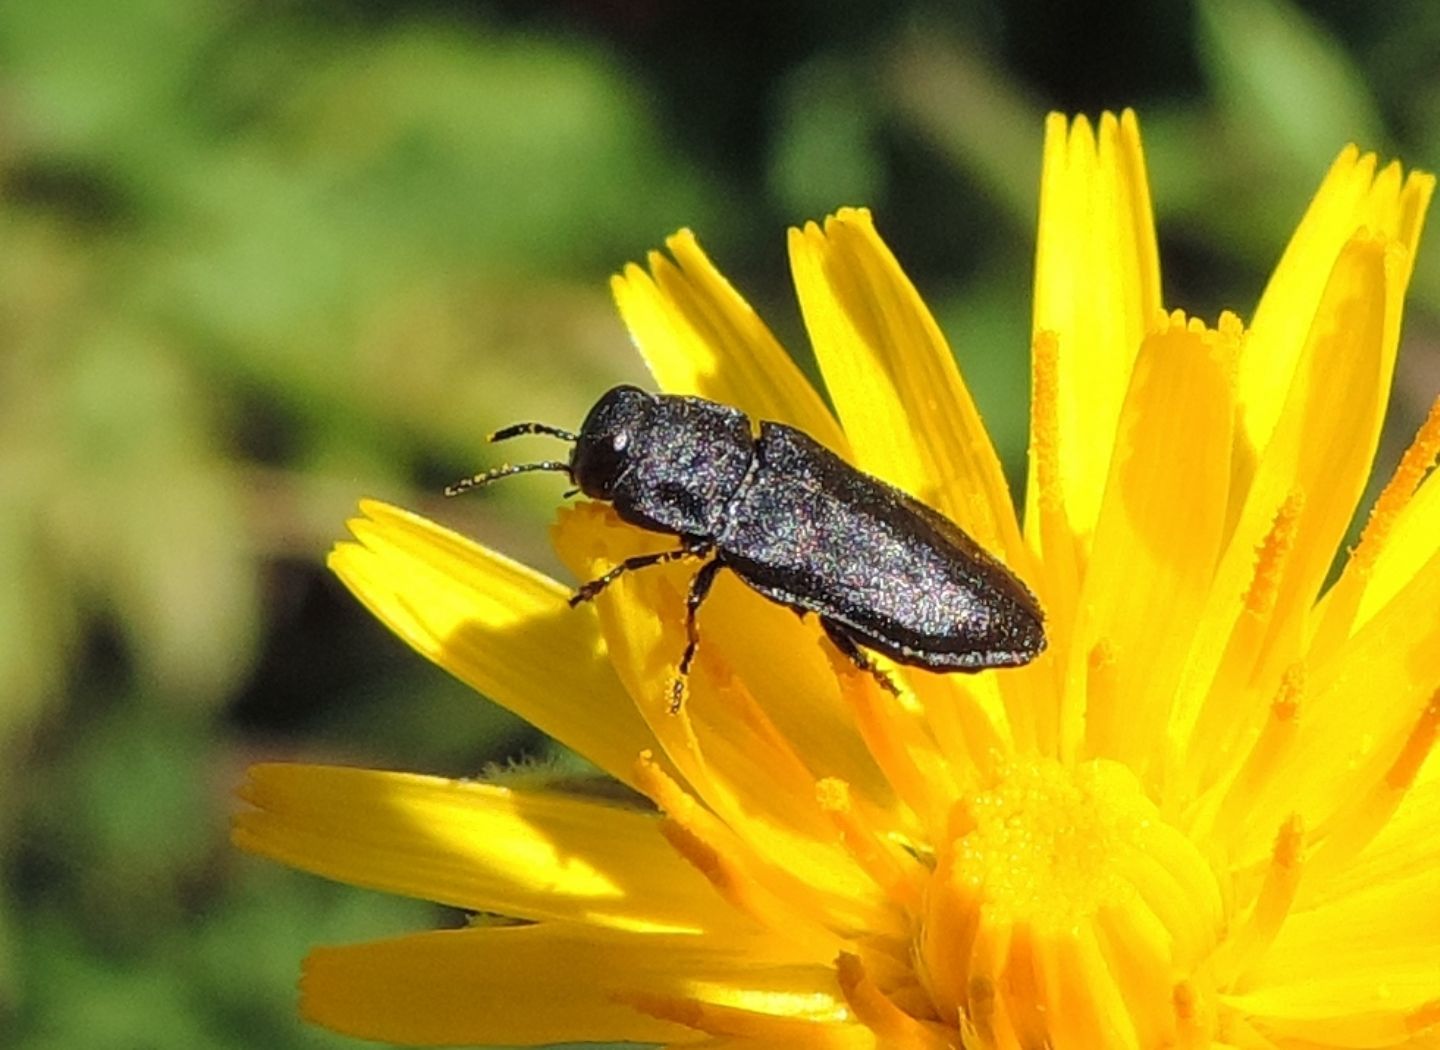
[1,0,1436,1046]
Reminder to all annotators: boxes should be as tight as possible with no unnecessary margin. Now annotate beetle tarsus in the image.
[666,559,725,713]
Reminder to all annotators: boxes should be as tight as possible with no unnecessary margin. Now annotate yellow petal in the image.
[1238,151,1434,465]
[1298,777,1440,910]
[1364,463,1440,622]
[1170,235,1399,796]
[1225,863,1440,1046]
[328,500,655,786]
[1027,110,1162,558]
[611,229,846,450]
[1314,396,1440,649]
[302,924,845,1046]
[787,207,1026,567]
[1232,550,1440,862]
[233,764,740,935]
[1068,313,1236,774]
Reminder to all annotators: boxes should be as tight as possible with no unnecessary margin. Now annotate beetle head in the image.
[570,385,656,500]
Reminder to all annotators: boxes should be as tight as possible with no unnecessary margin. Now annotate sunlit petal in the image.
[234,763,742,934]
[328,500,655,785]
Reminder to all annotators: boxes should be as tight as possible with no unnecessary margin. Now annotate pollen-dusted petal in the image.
[301,923,843,1047]
[1226,548,1440,864]
[1234,778,1440,1041]
[1246,240,1404,638]
[636,751,854,958]
[787,207,1027,567]
[1239,151,1434,462]
[1070,312,1234,774]
[1028,327,1082,645]
[1170,235,1398,795]
[233,764,740,935]
[1258,233,1398,619]
[328,500,655,786]
[1028,110,1163,551]
[610,230,846,451]
[1317,396,1440,646]
[1169,491,1305,804]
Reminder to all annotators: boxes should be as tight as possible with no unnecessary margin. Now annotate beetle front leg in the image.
[669,558,725,713]
[820,618,902,697]
[569,542,712,607]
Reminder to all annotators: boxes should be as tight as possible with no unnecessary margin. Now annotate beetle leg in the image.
[820,618,902,696]
[569,542,712,607]
[669,558,725,713]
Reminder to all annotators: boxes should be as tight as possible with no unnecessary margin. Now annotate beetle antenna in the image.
[488,422,578,444]
[445,460,572,497]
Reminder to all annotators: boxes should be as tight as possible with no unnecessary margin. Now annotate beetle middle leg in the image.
[569,541,713,607]
[820,618,901,696]
[669,558,725,713]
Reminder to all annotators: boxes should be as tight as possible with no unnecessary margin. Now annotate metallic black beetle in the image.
[448,386,1046,709]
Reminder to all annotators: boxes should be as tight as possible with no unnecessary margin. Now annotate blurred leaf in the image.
[884,32,1044,227]
[34,707,213,920]
[272,26,712,269]
[0,0,216,167]
[128,21,691,461]
[768,55,886,216]
[22,916,221,1050]
[49,327,260,707]
[0,507,69,740]
[1198,0,1385,170]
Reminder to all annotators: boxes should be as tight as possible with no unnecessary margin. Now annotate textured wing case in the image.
[718,422,1043,668]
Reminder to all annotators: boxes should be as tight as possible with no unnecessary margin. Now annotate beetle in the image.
[448,385,1045,710]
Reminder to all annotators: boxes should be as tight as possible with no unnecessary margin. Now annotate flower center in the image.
[918,756,1223,1049]
[957,757,1144,926]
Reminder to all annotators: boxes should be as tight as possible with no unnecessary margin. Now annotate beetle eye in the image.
[572,428,631,500]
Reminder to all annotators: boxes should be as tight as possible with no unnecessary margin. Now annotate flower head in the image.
[235,111,1440,1048]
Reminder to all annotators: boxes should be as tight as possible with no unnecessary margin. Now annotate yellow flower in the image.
[234,111,1440,1049]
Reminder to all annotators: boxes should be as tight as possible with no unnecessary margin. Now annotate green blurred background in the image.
[2,1,1437,1046]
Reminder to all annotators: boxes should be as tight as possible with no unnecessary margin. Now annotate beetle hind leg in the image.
[820,618,902,697]
[669,559,725,713]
